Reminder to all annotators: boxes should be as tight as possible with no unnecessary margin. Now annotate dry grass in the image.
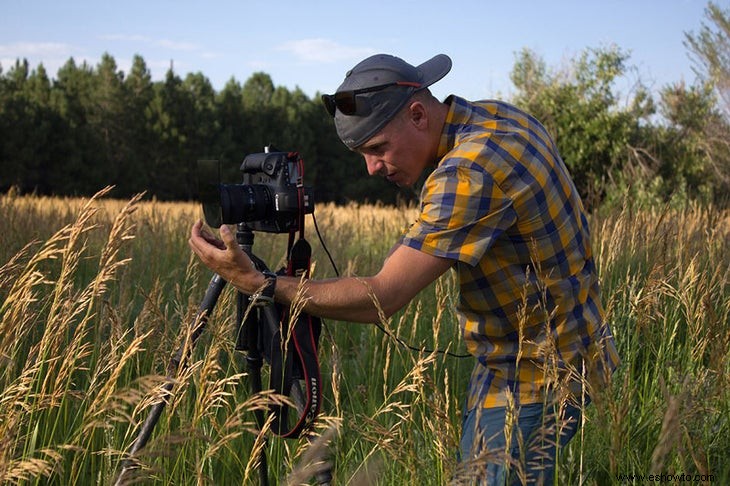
[0,190,728,484]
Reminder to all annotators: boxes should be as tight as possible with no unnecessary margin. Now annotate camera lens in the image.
[219,184,272,225]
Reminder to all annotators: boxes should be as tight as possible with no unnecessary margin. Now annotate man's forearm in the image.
[274,275,388,323]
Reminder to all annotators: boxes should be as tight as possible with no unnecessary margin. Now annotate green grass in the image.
[0,189,728,484]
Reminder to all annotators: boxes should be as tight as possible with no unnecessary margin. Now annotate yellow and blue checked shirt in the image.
[401,96,619,409]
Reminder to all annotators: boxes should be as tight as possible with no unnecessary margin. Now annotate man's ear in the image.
[408,101,428,129]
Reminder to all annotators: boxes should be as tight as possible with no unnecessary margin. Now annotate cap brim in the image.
[417,54,452,88]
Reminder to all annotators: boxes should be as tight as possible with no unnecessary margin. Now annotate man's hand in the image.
[188,220,264,293]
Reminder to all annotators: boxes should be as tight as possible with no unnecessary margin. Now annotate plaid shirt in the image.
[401,96,619,409]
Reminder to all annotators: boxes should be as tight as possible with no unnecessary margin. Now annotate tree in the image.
[88,53,130,196]
[51,58,103,194]
[0,60,69,194]
[182,72,219,198]
[510,46,654,206]
[241,72,279,152]
[684,1,730,201]
[214,78,247,178]
[242,72,275,110]
[146,68,196,199]
[119,55,155,195]
[0,60,31,190]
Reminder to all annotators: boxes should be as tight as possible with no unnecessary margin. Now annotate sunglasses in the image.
[321,81,421,116]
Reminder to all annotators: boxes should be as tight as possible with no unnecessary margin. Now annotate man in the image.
[189,53,619,484]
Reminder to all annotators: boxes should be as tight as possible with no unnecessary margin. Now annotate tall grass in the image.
[0,189,728,484]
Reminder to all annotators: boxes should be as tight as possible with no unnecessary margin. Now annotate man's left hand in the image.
[188,220,263,292]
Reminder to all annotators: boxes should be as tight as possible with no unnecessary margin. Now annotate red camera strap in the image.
[265,153,322,439]
[265,237,321,439]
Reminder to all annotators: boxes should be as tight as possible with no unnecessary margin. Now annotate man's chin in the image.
[387,175,411,187]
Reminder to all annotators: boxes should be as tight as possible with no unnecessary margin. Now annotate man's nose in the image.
[364,155,384,176]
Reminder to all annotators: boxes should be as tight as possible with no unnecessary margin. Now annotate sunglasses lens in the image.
[322,94,337,116]
[324,81,409,116]
[334,91,357,115]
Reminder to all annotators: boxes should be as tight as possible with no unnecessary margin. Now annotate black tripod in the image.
[115,224,330,486]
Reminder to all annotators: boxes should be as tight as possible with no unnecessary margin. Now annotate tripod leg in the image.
[236,291,270,486]
[248,354,269,486]
[115,274,227,486]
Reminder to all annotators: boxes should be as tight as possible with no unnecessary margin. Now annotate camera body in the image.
[200,151,314,233]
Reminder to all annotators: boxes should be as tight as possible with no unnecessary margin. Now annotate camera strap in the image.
[265,236,322,439]
[260,153,322,439]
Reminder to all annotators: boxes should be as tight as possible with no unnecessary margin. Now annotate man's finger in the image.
[201,227,225,249]
[190,219,203,237]
[219,224,236,248]
[189,220,223,252]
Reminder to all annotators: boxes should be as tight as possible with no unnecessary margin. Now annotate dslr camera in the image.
[199,149,314,233]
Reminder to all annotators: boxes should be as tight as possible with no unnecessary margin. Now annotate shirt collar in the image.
[437,95,474,162]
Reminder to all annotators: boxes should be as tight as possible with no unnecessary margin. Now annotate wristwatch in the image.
[260,270,277,302]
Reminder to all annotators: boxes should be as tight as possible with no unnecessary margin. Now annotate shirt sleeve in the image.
[401,162,517,266]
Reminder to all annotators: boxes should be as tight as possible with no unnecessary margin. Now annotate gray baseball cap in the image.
[324,53,452,150]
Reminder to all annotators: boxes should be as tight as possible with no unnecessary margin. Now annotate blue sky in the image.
[0,0,713,102]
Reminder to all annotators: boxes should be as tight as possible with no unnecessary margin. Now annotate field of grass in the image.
[1,188,728,485]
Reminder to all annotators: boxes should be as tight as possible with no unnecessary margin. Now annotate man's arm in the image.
[188,220,454,323]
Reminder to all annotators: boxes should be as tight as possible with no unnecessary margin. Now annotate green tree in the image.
[147,68,192,199]
[50,58,103,194]
[88,53,131,196]
[0,60,69,194]
[242,72,275,110]
[0,60,35,190]
[650,82,717,202]
[182,72,219,198]
[241,72,279,152]
[683,1,730,200]
[213,78,247,179]
[270,86,316,157]
[510,46,654,206]
[118,55,155,195]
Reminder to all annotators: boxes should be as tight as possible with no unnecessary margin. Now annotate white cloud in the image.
[277,39,374,63]
[156,39,200,51]
[200,51,223,60]
[98,34,151,43]
[100,34,199,51]
[0,41,74,57]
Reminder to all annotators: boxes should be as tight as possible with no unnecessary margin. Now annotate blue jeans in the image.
[457,401,584,485]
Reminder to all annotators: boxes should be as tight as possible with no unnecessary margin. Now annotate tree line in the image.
[1,3,728,208]
[0,53,399,205]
